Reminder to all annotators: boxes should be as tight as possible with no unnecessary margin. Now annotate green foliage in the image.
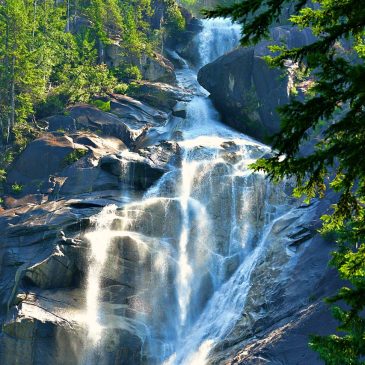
[113,64,143,82]
[35,93,68,119]
[92,100,111,112]
[11,183,23,194]
[205,0,365,363]
[0,169,6,182]
[164,0,186,36]
[180,0,236,15]
[64,149,88,165]
[113,83,129,94]
[0,0,163,148]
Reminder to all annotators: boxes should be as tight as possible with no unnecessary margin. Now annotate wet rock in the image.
[100,152,166,190]
[136,141,183,169]
[172,101,188,118]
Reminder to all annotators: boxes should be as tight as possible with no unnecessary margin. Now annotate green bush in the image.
[0,169,6,182]
[11,183,23,194]
[113,65,142,82]
[114,83,128,94]
[64,149,88,165]
[35,93,68,119]
[92,99,111,112]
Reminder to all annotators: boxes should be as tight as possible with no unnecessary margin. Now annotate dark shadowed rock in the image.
[100,151,166,190]
[6,133,88,189]
[198,26,316,142]
[24,248,78,289]
[46,115,77,132]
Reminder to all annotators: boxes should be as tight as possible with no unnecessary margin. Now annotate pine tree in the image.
[203,0,365,364]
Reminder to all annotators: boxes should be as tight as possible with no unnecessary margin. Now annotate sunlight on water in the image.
[84,205,117,345]
[177,159,198,325]
[197,18,241,67]
[164,340,214,365]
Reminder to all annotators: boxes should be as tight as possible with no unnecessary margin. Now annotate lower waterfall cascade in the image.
[81,18,317,365]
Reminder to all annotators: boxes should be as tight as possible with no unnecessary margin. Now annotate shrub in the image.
[113,65,142,82]
[11,183,23,194]
[64,148,88,165]
[92,99,111,112]
[35,93,68,119]
[114,83,128,94]
[0,169,6,182]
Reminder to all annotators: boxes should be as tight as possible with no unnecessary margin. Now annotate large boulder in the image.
[6,133,88,192]
[68,98,168,146]
[198,26,316,142]
[24,247,78,290]
[5,131,125,198]
[127,81,193,111]
[68,104,143,146]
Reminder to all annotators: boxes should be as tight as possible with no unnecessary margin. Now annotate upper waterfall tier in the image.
[196,18,241,67]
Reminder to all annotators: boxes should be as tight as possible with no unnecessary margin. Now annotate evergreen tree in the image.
[0,0,182,157]
[204,0,365,364]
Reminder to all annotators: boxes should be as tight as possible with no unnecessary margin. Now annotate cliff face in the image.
[198,26,316,142]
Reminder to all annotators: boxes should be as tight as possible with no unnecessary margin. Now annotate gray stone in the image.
[100,152,166,190]
[24,248,77,289]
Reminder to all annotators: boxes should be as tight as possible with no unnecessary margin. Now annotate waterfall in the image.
[83,205,118,364]
[196,18,241,67]
[82,18,300,365]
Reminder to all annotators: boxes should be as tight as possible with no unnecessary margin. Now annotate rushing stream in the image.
[83,18,301,365]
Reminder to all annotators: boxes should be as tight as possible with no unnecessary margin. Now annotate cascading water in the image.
[195,18,241,67]
[82,18,307,365]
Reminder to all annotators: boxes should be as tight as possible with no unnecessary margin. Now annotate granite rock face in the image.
[198,26,316,142]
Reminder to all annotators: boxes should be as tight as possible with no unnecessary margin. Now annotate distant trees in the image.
[204,0,365,364]
[0,0,184,149]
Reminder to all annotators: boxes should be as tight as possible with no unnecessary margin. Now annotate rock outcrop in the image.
[105,45,177,84]
[127,80,193,112]
[198,26,316,142]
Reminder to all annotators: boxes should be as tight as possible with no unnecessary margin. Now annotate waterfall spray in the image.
[82,18,300,365]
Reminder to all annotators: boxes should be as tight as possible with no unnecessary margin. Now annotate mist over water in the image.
[83,18,297,365]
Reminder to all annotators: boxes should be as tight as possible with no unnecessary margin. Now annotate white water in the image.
[82,205,118,364]
[82,18,301,365]
[196,18,241,67]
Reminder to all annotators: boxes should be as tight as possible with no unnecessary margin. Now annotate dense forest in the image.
[0,0,186,182]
